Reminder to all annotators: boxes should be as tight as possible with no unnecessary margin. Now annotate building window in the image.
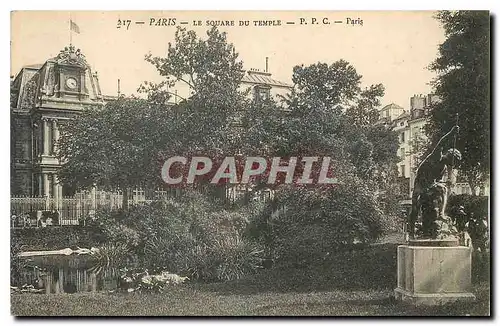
[132,188,145,201]
[400,132,405,142]
[32,130,38,157]
[254,86,270,102]
[47,123,53,155]
[412,127,420,138]
[260,88,270,101]
[47,175,54,197]
[33,174,40,197]
[401,165,406,178]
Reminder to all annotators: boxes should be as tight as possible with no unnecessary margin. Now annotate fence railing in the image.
[12,196,91,227]
[10,195,156,228]
[11,187,275,228]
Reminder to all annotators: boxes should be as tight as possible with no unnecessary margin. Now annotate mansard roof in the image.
[11,45,107,110]
[394,110,410,121]
[22,63,44,70]
[241,70,292,89]
[380,103,405,112]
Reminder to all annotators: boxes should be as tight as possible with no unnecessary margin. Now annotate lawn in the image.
[11,243,491,316]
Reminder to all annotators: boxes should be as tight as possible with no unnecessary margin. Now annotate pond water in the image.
[16,255,121,294]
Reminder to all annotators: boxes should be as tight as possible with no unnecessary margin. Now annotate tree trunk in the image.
[122,187,129,211]
[468,178,478,196]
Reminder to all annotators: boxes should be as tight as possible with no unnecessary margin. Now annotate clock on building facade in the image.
[10,44,110,198]
[65,77,78,90]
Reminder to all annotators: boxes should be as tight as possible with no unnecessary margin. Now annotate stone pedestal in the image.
[395,242,476,305]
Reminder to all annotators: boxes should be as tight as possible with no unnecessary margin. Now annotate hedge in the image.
[11,226,105,251]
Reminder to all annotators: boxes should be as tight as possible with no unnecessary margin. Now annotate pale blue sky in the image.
[11,11,445,110]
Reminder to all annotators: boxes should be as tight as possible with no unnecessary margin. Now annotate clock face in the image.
[65,77,78,90]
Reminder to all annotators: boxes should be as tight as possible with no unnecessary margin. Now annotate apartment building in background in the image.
[379,94,485,201]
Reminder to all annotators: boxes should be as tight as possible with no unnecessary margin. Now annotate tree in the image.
[263,61,399,188]
[145,26,248,156]
[427,11,490,194]
[144,26,252,200]
[345,84,385,127]
[246,60,402,256]
[407,132,430,175]
[57,97,172,209]
[146,27,243,98]
[59,27,250,208]
[286,61,401,216]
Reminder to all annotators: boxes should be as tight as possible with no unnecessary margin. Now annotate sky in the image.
[11,11,445,110]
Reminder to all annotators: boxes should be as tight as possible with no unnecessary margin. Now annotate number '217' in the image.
[117,19,131,30]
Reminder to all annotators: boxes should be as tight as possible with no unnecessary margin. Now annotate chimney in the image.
[117,79,121,97]
[265,57,269,73]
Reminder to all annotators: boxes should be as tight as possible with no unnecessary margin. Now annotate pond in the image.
[16,254,125,294]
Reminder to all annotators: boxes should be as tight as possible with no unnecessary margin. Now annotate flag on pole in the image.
[70,20,80,34]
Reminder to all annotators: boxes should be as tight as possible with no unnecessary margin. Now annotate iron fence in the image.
[11,186,275,228]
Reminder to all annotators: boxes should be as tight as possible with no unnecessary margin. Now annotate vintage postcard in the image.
[10,10,490,316]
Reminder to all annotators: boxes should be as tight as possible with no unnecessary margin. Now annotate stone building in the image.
[381,94,441,199]
[379,103,405,122]
[10,44,116,198]
[380,94,488,200]
[11,47,292,202]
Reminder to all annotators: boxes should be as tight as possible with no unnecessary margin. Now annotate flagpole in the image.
[69,12,72,45]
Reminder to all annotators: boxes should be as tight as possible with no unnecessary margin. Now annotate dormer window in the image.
[254,85,271,102]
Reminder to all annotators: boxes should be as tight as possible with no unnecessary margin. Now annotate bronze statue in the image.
[408,125,462,239]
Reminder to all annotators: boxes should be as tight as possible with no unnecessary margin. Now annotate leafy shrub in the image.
[88,191,263,282]
[248,180,387,266]
[212,237,263,281]
[87,243,134,276]
[140,200,263,282]
[182,235,263,281]
[447,194,489,250]
[11,226,97,251]
[10,240,23,286]
[86,209,142,249]
[447,195,489,228]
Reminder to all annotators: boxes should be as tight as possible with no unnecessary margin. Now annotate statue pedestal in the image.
[394,240,476,306]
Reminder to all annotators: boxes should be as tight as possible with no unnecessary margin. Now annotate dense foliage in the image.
[247,183,386,266]
[57,97,172,208]
[242,61,401,263]
[56,26,402,275]
[427,11,490,192]
[447,194,489,250]
[10,239,23,286]
[11,226,98,251]
[144,27,249,160]
[88,192,263,282]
